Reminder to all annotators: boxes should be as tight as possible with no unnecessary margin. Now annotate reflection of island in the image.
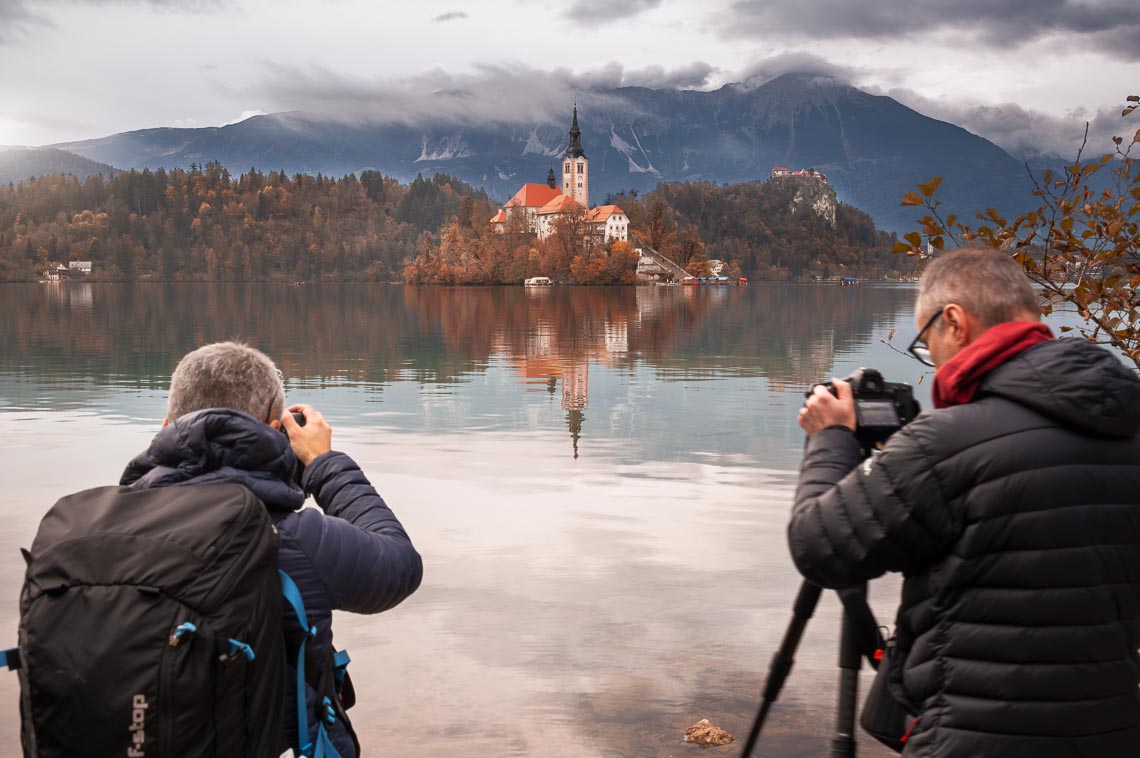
[2,283,913,455]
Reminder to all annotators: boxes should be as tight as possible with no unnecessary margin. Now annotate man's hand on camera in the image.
[798,378,857,437]
[282,404,333,465]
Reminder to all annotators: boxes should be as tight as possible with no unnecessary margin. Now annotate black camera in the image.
[280,411,307,487]
[806,368,920,455]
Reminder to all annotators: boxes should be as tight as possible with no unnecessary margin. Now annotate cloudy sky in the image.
[2,0,1138,157]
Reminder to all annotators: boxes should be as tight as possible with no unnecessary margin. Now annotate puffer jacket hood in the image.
[979,337,1140,438]
[120,408,305,510]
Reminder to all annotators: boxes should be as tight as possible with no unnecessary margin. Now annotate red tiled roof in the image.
[587,204,624,222]
[537,194,583,215]
[505,183,564,208]
[490,210,507,223]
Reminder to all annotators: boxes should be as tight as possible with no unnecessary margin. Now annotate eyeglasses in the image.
[907,307,944,367]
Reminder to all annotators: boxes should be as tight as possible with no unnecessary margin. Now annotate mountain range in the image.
[18,73,1042,233]
[0,147,116,185]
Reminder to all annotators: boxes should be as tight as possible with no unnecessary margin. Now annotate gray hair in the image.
[917,246,1040,329]
[167,341,285,422]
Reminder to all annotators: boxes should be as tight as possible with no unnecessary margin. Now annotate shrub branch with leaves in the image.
[894,94,1140,369]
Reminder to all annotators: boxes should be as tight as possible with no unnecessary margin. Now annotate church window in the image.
[577,163,584,172]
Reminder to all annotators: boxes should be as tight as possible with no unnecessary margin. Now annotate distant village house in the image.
[491,108,630,243]
[41,260,94,282]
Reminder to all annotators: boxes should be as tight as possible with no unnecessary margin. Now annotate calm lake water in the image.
[0,282,1078,757]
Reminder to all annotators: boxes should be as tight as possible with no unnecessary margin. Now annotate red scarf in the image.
[932,321,1054,409]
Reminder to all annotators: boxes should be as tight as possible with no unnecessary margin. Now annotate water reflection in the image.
[1,282,917,464]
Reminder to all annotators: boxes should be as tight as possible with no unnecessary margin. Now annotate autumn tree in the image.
[641,199,678,256]
[894,98,1140,369]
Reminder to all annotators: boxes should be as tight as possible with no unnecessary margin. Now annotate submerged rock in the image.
[684,719,735,748]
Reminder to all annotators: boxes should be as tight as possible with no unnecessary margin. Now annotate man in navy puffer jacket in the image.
[120,341,423,757]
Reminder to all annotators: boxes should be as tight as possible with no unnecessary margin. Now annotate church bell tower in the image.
[561,107,588,208]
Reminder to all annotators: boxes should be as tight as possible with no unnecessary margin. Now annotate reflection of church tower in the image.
[567,409,584,460]
[561,107,589,208]
[562,359,589,460]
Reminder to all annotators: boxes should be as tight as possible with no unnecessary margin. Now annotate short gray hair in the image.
[167,341,285,422]
[917,246,1040,329]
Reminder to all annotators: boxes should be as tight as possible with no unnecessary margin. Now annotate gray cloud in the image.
[881,87,1127,158]
[0,2,51,43]
[565,0,662,25]
[257,63,625,127]
[573,61,719,90]
[254,61,721,127]
[721,0,1140,59]
[433,11,467,22]
[735,51,860,87]
[0,0,226,44]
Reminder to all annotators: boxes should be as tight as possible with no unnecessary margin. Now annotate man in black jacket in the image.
[793,247,1140,757]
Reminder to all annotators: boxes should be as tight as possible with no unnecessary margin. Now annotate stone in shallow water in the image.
[684,719,735,748]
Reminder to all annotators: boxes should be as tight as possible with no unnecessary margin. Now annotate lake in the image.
[0,281,1043,756]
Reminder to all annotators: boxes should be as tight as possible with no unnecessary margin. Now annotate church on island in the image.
[490,108,630,243]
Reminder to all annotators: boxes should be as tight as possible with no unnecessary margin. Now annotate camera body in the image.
[280,411,307,487]
[807,368,920,456]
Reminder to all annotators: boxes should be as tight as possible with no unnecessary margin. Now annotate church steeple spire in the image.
[564,105,586,159]
[561,105,589,207]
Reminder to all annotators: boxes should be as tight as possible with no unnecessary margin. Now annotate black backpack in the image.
[11,482,287,757]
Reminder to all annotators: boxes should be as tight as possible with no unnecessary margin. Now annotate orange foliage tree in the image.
[894,97,1140,369]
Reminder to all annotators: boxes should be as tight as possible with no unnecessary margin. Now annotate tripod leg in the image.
[831,586,867,758]
[739,582,823,758]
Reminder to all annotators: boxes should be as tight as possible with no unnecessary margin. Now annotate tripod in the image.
[739,580,885,758]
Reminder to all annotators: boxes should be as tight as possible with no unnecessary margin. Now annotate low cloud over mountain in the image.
[51,72,1057,232]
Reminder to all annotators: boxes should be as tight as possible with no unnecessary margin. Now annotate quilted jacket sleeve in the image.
[300,451,423,614]
[788,418,960,589]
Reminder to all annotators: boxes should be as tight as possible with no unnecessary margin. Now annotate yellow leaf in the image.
[892,242,912,254]
[918,177,943,197]
[946,214,957,228]
[904,231,922,247]
[1133,129,1140,145]
[930,236,945,250]
[900,192,924,207]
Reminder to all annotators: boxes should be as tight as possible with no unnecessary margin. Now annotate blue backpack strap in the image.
[280,570,316,757]
[312,697,344,758]
[333,649,350,686]
[0,647,20,671]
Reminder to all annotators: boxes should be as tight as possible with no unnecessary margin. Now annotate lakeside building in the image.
[491,109,630,243]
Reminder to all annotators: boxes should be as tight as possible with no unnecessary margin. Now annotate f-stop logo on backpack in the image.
[128,693,148,757]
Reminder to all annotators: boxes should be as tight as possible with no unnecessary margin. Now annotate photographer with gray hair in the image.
[792,247,1140,757]
[121,341,422,758]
